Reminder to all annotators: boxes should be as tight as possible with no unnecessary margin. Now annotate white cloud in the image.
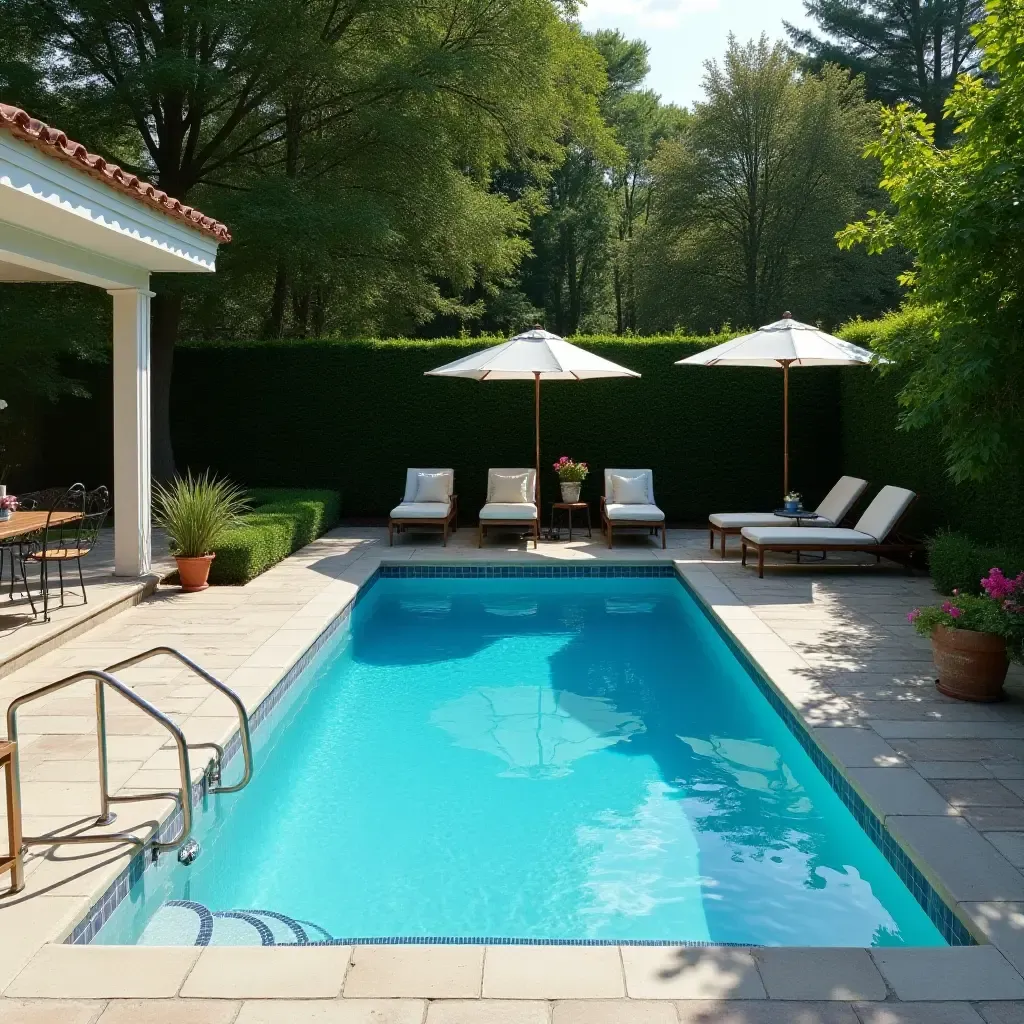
[580,0,720,30]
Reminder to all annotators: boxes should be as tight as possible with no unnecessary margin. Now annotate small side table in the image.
[550,502,592,541]
[0,740,23,894]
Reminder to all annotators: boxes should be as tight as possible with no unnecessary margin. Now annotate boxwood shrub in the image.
[927,531,1024,596]
[208,488,341,585]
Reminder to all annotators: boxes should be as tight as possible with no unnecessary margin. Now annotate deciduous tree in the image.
[838,0,1024,482]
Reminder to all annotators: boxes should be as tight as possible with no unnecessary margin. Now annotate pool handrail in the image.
[4,668,193,894]
[105,647,254,795]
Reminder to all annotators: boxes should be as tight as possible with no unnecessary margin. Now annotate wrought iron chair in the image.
[21,484,110,622]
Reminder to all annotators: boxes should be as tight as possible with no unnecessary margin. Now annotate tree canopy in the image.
[838,0,1024,482]
[788,0,986,146]
[634,37,894,333]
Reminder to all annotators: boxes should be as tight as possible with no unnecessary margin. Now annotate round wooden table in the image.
[549,502,592,541]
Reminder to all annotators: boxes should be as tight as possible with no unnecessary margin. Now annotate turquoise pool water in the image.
[95,574,945,946]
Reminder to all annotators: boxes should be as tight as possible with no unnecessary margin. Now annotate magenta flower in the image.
[907,609,921,624]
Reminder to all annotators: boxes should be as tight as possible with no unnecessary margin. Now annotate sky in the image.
[578,0,814,109]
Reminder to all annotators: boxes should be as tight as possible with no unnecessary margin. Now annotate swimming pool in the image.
[94,569,949,947]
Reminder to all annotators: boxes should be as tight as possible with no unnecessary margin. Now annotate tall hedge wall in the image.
[34,335,845,523]
[31,320,1021,542]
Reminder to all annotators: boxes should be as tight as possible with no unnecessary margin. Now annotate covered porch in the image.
[0,104,228,580]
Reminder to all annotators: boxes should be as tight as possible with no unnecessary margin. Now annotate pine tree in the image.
[787,0,985,146]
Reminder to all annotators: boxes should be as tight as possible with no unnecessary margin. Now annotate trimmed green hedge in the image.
[167,335,844,522]
[927,532,1024,596]
[208,488,340,585]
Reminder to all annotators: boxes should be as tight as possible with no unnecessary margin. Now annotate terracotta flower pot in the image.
[175,553,215,593]
[932,625,1009,702]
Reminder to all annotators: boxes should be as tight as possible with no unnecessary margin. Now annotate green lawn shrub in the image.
[208,488,341,585]
[927,531,1024,596]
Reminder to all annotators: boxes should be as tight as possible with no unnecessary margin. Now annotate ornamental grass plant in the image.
[152,470,249,558]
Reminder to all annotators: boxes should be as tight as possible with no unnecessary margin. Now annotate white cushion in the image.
[414,472,450,503]
[391,502,450,519]
[709,512,829,529]
[853,485,916,543]
[488,471,531,504]
[479,502,538,521]
[403,468,453,503]
[815,476,868,525]
[740,527,876,546]
[612,474,649,504]
[604,468,654,504]
[605,502,664,522]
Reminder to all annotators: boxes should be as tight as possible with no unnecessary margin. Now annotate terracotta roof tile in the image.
[0,103,230,242]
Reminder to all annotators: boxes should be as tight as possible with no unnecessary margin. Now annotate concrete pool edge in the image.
[72,561,972,952]
[10,553,1010,1002]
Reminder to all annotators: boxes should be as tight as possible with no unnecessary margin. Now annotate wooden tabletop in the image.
[0,510,80,542]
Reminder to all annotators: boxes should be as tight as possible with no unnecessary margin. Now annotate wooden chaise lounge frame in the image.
[600,498,667,549]
[477,516,539,549]
[740,498,922,579]
[389,496,459,547]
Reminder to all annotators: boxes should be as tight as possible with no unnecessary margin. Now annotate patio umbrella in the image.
[675,313,880,496]
[425,327,639,508]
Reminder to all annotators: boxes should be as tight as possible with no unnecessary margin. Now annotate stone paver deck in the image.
[2,524,1024,1022]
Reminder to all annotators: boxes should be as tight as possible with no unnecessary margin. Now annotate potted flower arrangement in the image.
[909,568,1024,701]
[153,470,248,592]
[0,493,16,522]
[784,490,802,513]
[553,456,588,503]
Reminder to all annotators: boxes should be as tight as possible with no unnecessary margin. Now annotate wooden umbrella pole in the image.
[534,372,541,507]
[782,360,791,497]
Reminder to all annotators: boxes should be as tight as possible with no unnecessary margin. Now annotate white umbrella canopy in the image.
[675,314,880,495]
[426,327,640,380]
[426,327,639,508]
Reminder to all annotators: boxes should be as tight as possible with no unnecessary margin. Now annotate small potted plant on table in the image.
[153,470,248,592]
[909,568,1024,701]
[553,456,588,504]
[784,490,802,513]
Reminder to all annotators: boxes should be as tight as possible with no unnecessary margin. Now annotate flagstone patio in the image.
[2,525,1024,1022]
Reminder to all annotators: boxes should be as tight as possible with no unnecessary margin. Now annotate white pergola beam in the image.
[0,220,149,290]
[110,288,153,577]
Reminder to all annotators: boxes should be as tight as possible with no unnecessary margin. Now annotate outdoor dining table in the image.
[0,509,81,541]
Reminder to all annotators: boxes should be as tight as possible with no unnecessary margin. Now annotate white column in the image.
[109,287,153,576]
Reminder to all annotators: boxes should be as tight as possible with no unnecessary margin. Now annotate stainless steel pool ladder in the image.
[3,646,254,893]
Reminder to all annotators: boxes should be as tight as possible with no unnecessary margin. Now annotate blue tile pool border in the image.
[69,560,976,947]
[674,568,977,948]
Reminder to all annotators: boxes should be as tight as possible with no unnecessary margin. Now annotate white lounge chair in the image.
[389,468,457,546]
[708,476,868,558]
[478,468,538,549]
[740,485,921,578]
[601,469,666,549]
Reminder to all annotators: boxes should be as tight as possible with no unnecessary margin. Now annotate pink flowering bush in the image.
[909,567,1024,662]
[552,456,588,483]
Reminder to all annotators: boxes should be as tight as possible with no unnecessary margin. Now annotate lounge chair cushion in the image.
[390,502,450,519]
[611,474,649,505]
[740,527,876,546]
[479,502,538,521]
[853,485,916,543]
[403,468,453,503]
[488,471,532,504]
[414,471,451,503]
[816,476,868,524]
[709,512,824,529]
[605,502,665,522]
[605,468,654,504]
